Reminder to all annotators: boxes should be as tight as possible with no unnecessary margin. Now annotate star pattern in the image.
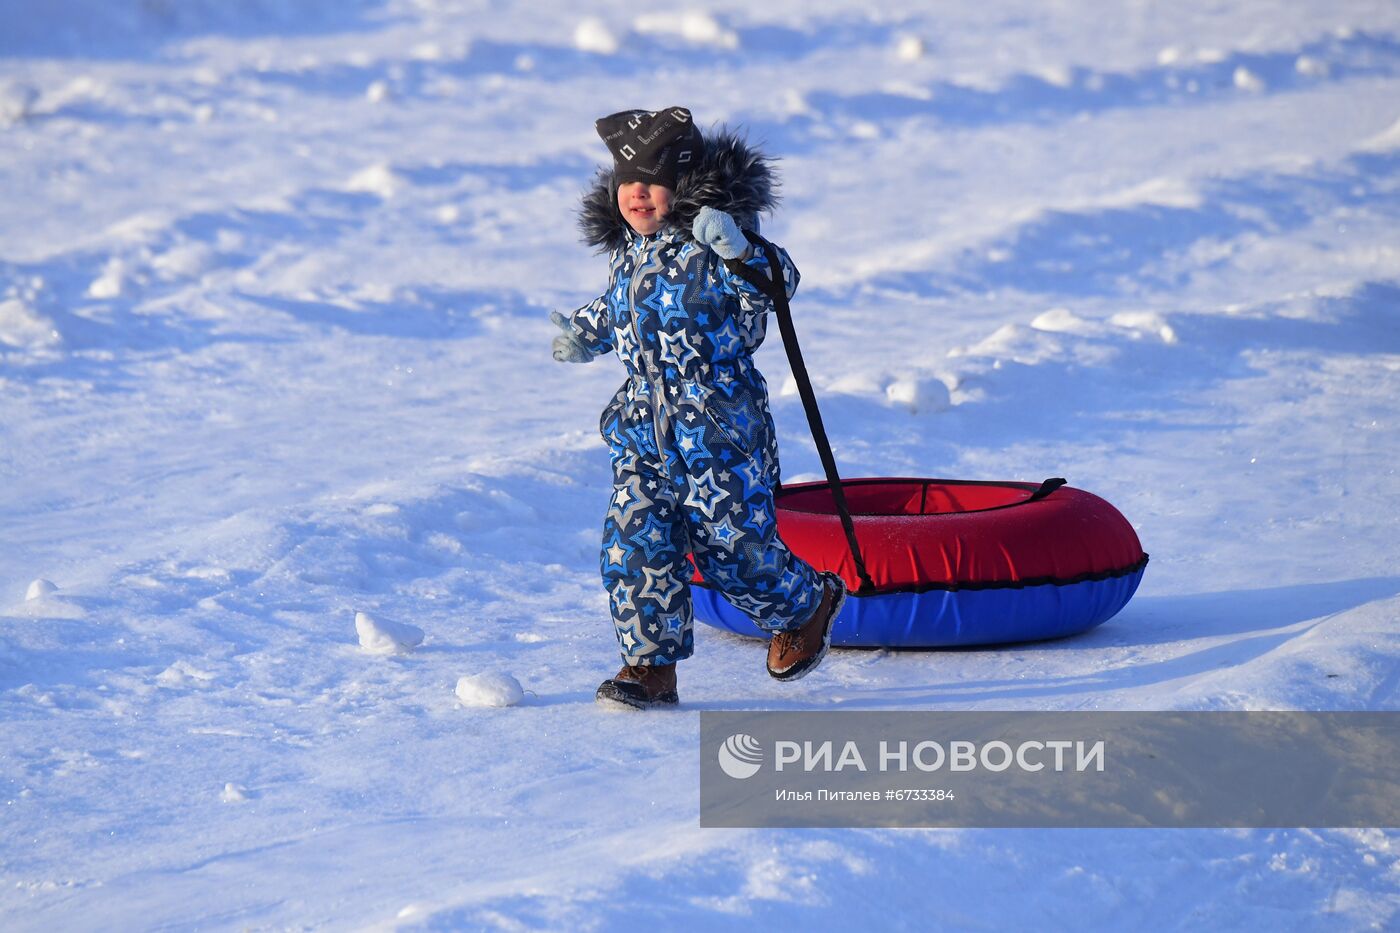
[611,579,637,616]
[643,277,688,326]
[695,271,725,308]
[656,609,688,641]
[601,530,632,574]
[638,565,683,611]
[710,318,743,357]
[608,473,651,529]
[701,560,743,589]
[733,458,767,501]
[725,590,775,616]
[658,328,701,371]
[673,421,710,469]
[707,515,741,552]
[629,511,674,561]
[749,544,786,578]
[710,364,739,396]
[743,501,773,535]
[590,227,820,664]
[609,272,632,311]
[683,468,728,520]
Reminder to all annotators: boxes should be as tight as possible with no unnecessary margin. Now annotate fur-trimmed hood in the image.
[578,127,780,254]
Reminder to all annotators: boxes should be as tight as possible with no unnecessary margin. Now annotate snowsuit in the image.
[565,130,823,666]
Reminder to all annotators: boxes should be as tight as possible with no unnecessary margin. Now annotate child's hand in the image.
[692,206,751,260]
[550,311,596,363]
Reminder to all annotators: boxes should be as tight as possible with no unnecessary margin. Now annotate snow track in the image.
[3,1,1399,928]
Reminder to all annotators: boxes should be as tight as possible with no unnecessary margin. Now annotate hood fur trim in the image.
[578,127,780,253]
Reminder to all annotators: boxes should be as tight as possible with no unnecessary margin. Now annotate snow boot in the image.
[595,662,679,709]
[767,571,847,681]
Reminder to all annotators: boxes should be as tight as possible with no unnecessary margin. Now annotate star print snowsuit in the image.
[564,130,823,666]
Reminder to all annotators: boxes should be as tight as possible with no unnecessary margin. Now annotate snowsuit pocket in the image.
[599,383,630,444]
[703,390,765,458]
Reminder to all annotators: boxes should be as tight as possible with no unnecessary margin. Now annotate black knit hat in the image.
[595,106,705,190]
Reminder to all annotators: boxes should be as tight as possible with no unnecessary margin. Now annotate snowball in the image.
[220,783,249,803]
[1036,65,1074,89]
[849,120,881,140]
[455,671,524,708]
[345,163,401,198]
[885,377,918,410]
[0,81,37,125]
[1109,310,1178,345]
[366,80,391,103]
[894,34,926,62]
[26,579,59,601]
[10,580,84,619]
[634,12,738,49]
[1232,66,1265,93]
[1294,55,1329,78]
[886,376,951,414]
[1031,307,1102,336]
[574,18,619,55]
[87,258,127,299]
[157,660,216,688]
[355,611,424,655]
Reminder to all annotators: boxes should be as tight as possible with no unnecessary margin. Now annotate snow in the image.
[220,782,250,803]
[895,35,928,63]
[0,80,37,125]
[355,610,426,655]
[634,11,741,50]
[0,298,59,350]
[2,0,1399,928]
[455,671,526,708]
[24,579,59,601]
[574,18,620,57]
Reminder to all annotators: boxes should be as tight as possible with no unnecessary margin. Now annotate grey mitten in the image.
[550,310,595,363]
[692,206,750,260]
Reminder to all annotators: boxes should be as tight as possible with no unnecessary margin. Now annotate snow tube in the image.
[692,477,1147,648]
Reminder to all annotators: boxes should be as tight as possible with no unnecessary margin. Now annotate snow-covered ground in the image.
[3,0,1399,928]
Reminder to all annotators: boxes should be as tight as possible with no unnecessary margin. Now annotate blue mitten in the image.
[692,206,750,260]
[550,310,595,363]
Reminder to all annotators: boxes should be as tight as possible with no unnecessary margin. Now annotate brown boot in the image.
[595,662,679,709]
[767,572,847,681]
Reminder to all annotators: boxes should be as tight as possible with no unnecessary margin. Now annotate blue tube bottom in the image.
[692,569,1145,648]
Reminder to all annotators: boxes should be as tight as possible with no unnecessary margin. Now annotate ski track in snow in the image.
[3,1,1399,929]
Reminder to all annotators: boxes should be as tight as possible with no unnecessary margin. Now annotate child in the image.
[551,106,846,709]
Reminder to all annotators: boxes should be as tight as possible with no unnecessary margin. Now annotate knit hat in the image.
[595,106,705,190]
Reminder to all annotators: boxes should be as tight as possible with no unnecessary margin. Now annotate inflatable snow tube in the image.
[692,477,1147,648]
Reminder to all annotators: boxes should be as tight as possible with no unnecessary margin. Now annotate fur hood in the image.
[578,127,780,254]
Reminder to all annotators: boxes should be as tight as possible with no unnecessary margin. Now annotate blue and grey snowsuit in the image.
[565,130,823,666]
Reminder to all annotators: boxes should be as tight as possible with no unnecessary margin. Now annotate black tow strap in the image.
[723,232,877,595]
[1026,477,1068,502]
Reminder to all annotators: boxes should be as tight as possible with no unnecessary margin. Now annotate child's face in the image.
[617,181,673,235]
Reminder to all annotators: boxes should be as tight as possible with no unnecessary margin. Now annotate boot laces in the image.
[774,627,805,656]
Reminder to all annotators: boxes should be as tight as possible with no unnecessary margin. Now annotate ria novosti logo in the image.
[717,733,763,779]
